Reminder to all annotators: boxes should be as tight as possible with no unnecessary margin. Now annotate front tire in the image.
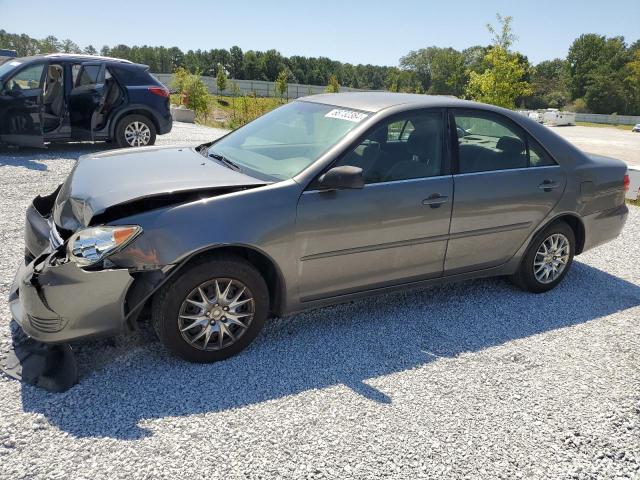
[115,114,156,148]
[152,255,269,362]
[511,221,575,293]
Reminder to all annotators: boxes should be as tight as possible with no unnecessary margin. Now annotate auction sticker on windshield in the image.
[325,109,368,122]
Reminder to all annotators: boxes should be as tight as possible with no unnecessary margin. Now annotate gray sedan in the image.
[9,93,629,375]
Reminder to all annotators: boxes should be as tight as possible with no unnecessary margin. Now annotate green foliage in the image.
[216,68,227,93]
[528,59,570,109]
[172,68,210,116]
[565,34,638,113]
[466,46,532,108]
[326,74,340,93]
[486,14,517,50]
[206,95,283,130]
[2,23,640,115]
[275,69,289,99]
[171,67,190,96]
[566,98,589,113]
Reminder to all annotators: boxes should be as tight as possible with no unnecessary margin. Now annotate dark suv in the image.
[0,54,172,148]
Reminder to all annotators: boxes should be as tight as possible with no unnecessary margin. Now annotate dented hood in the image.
[53,145,266,230]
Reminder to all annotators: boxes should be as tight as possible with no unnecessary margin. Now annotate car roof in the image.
[297,92,487,113]
[12,54,136,66]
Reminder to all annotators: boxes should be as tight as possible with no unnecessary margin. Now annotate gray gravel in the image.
[0,122,639,480]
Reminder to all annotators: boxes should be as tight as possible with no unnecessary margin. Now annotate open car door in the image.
[0,62,46,147]
[68,62,105,141]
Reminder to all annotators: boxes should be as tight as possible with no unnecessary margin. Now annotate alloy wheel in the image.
[177,278,255,351]
[124,121,151,147]
[533,233,570,284]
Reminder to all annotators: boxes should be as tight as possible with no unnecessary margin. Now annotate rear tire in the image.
[511,221,575,293]
[115,114,156,148]
[151,255,269,363]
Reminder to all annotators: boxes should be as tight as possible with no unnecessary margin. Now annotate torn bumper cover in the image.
[2,197,135,391]
[9,251,133,344]
[10,195,135,344]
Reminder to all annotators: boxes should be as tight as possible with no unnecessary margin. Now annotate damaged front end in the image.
[4,189,138,391]
[3,147,270,392]
[3,180,260,392]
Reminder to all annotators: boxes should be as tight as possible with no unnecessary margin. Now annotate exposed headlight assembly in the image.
[67,226,141,266]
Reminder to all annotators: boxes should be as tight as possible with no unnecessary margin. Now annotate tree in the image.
[566,34,633,113]
[216,67,227,93]
[84,45,97,55]
[528,59,570,109]
[429,48,467,96]
[260,49,284,81]
[465,14,532,108]
[486,14,517,50]
[41,35,60,53]
[243,50,261,80]
[399,48,434,91]
[584,70,629,114]
[326,74,340,93]
[567,34,608,99]
[229,46,244,79]
[60,39,81,53]
[275,69,289,100]
[462,45,488,74]
[466,46,532,108]
[626,50,640,114]
[172,67,210,115]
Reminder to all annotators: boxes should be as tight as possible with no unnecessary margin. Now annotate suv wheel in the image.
[511,221,575,293]
[115,114,156,148]
[152,255,269,362]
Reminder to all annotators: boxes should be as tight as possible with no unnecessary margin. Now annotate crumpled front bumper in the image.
[9,200,134,345]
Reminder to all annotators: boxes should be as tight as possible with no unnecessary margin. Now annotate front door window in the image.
[5,63,45,92]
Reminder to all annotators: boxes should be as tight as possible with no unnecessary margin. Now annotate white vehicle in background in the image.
[632,123,640,133]
[528,111,544,123]
[627,166,640,201]
[543,109,576,126]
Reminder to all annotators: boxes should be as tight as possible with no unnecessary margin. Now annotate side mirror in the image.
[317,165,364,191]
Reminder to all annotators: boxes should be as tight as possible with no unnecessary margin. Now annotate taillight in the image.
[624,173,630,192]
[148,86,170,98]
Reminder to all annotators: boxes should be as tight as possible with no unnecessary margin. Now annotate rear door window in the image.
[453,110,556,173]
[75,64,102,87]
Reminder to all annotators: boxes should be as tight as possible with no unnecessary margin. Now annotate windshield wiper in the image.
[208,152,242,172]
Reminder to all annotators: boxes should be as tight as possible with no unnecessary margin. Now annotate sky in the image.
[1,0,639,66]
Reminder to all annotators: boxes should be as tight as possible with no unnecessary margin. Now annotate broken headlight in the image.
[67,226,141,266]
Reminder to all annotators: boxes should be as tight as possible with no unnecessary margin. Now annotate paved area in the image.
[0,122,638,479]
[551,125,640,167]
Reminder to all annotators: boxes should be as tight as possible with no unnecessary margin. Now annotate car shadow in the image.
[0,142,116,170]
[19,261,640,440]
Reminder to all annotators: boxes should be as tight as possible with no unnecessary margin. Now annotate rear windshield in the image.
[0,60,22,78]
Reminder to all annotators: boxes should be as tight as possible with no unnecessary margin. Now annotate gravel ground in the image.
[0,122,639,480]
[552,125,640,167]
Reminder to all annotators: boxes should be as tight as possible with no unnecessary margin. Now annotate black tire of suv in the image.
[151,255,269,363]
[115,114,157,148]
[510,221,575,293]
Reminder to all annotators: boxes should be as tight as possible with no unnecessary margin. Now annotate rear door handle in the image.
[422,194,449,208]
[538,180,560,192]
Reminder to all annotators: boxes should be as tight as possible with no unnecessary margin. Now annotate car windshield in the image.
[208,101,370,180]
[0,60,22,78]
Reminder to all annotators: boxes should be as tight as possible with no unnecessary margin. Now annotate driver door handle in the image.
[422,194,449,208]
[538,180,560,192]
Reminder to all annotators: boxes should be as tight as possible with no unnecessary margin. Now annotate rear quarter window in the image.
[110,65,155,86]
